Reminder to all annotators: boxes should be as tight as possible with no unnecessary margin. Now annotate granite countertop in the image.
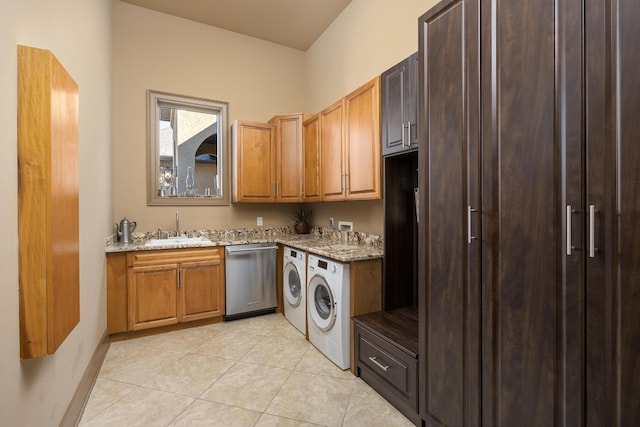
[105,226,383,263]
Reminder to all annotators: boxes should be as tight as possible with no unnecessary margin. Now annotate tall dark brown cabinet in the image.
[418,0,640,426]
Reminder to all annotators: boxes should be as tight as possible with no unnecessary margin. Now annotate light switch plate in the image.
[257,216,263,226]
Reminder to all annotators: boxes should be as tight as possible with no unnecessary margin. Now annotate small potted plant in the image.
[292,209,312,234]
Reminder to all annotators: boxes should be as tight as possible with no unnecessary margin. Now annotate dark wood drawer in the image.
[354,321,419,424]
[360,335,411,392]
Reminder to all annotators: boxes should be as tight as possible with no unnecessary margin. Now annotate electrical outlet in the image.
[338,221,353,231]
[257,216,263,226]
[329,217,334,228]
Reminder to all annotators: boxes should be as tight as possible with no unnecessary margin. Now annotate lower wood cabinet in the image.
[128,263,179,330]
[107,247,225,334]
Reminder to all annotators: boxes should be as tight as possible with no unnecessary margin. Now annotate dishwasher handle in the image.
[226,245,278,255]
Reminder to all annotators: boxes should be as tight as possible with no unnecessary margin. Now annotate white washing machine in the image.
[307,254,350,370]
[283,246,306,335]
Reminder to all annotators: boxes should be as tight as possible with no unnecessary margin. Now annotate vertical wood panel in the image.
[232,120,275,202]
[482,0,561,425]
[345,77,381,200]
[303,114,322,202]
[586,0,640,425]
[49,51,80,353]
[419,0,480,425]
[616,1,640,423]
[426,4,466,425]
[274,113,303,201]
[321,100,345,200]
[18,45,79,358]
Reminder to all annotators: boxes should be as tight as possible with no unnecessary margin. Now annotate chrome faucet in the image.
[175,211,180,237]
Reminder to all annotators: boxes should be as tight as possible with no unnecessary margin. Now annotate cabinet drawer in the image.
[359,333,412,393]
[354,322,418,422]
[128,248,221,267]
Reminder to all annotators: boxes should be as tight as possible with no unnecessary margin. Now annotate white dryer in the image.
[283,246,306,335]
[307,254,350,370]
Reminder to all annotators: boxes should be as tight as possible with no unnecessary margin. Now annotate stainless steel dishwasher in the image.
[224,243,278,320]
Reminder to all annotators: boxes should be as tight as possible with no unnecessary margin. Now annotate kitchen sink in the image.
[144,236,214,247]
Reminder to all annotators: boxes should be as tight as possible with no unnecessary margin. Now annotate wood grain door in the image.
[232,120,275,202]
[321,99,345,201]
[303,113,322,202]
[382,53,418,157]
[180,257,224,322]
[274,113,303,202]
[382,57,410,156]
[479,0,583,425]
[344,77,381,200]
[585,0,640,425]
[128,264,179,331]
[418,0,480,425]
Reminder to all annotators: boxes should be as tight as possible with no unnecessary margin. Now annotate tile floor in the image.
[79,313,414,427]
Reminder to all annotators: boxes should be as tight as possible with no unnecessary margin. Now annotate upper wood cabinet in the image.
[320,99,345,201]
[17,45,80,359]
[232,115,304,203]
[232,120,276,202]
[321,77,382,201]
[270,113,304,202]
[345,76,382,200]
[382,52,418,156]
[302,113,322,202]
[232,78,381,204]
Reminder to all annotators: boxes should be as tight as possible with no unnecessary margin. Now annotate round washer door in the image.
[307,274,336,331]
[284,262,302,307]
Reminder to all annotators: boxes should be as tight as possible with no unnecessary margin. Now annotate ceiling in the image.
[121,0,353,51]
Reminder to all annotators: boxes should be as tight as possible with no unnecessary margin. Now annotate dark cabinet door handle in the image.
[589,204,596,257]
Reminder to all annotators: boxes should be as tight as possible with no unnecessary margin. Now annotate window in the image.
[148,90,229,206]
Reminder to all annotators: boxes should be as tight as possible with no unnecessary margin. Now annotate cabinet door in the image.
[232,120,275,202]
[345,77,381,200]
[180,258,224,322]
[273,114,303,202]
[128,264,178,331]
[303,113,322,202]
[480,0,582,425]
[585,0,640,425]
[406,52,418,148]
[321,99,346,201]
[382,58,409,156]
[418,1,480,425]
[382,53,418,157]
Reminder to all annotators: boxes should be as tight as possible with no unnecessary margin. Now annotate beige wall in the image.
[114,0,438,236]
[305,0,438,112]
[113,2,307,233]
[303,0,438,234]
[0,0,113,425]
